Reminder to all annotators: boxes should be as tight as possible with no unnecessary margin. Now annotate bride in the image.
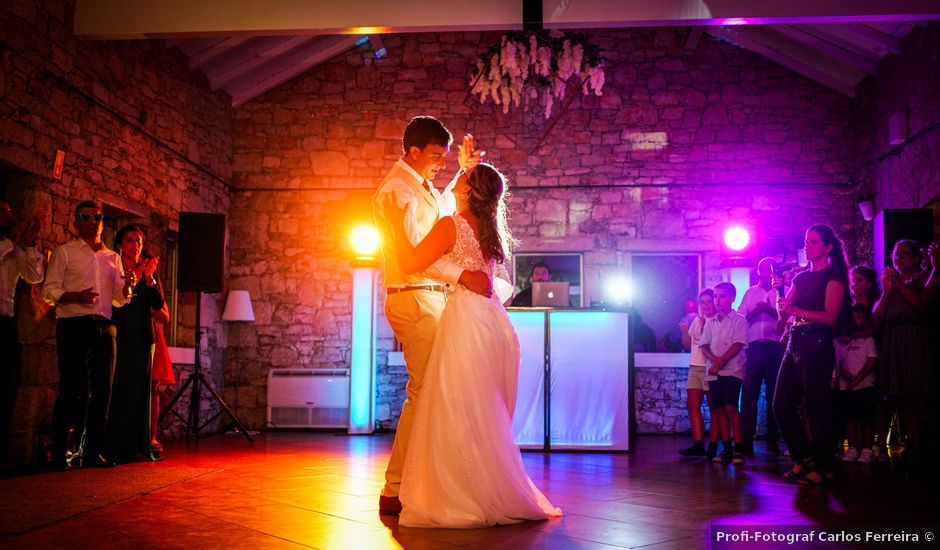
[389,161,562,528]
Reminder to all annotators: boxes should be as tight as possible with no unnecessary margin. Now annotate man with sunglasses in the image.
[42,200,134,469]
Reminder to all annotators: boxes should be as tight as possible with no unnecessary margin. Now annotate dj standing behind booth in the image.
[106,224,165,463]
[511,263,550,307]
[773,224,853,486]
[0,201,44,464]
[42,201,134,469]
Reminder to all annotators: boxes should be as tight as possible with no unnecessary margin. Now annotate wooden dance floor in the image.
[1,433,936,549]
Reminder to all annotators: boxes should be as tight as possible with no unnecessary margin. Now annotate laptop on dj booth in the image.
[532,281,570,307]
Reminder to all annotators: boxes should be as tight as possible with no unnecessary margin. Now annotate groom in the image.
[373,116,489,514]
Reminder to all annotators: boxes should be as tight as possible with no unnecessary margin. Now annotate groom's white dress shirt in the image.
[373,159,463,289]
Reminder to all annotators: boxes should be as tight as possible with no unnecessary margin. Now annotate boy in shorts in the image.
[700,282,749,464]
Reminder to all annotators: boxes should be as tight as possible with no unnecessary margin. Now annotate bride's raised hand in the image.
[458,134,484,172]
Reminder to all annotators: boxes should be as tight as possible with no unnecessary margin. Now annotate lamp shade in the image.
[222,290,255,322]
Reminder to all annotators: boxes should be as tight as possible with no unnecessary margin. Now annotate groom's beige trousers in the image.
[382,289,447,497]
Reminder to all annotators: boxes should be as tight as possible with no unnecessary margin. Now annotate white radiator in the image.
[266,368,349,428]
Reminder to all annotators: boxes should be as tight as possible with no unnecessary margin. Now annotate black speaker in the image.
[873,209,934,273]
[177,212,225,293]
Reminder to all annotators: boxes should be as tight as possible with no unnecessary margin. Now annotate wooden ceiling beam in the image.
[227,35,364,106]
[706,26,861,96]
[206,36,317,89]
[188,36,252,70]
[770,25,879,75]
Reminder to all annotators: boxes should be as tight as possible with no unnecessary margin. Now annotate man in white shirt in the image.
[42,201,134,469]
[0,201,44,464]
[736,258,785,456]
[373,116,490,513]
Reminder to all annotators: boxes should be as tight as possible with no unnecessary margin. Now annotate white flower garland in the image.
[470,32,605,119]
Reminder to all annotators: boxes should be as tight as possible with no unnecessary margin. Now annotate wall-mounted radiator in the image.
[266,368,349,428]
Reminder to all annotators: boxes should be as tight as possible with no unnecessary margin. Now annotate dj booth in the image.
[506,308,632,452]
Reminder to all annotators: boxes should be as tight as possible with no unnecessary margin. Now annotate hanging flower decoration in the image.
[470,31,606,119]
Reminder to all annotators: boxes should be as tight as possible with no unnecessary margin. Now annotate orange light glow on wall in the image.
[350,224,380,259]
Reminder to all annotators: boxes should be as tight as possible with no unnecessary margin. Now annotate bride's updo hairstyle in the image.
[466,163,516,263]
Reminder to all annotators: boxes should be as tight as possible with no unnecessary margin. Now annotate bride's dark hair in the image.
[466,163,516,263]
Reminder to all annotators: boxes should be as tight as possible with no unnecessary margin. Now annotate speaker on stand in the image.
[158,212,253,443]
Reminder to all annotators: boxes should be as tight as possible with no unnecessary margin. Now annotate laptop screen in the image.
[532,281,570,307]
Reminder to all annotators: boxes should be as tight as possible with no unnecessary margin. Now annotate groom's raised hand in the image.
[459,270,493,297]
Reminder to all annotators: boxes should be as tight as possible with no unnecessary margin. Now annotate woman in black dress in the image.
[106,224,164,462]
[873,240,934,467]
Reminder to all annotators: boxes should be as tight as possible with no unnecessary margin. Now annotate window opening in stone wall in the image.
[628,253,702,353]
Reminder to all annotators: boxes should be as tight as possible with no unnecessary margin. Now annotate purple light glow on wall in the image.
[724,226,751,251]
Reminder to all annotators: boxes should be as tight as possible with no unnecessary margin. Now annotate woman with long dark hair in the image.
[389,162,561,528]
[772,224,852,485]
[106,224,164,462]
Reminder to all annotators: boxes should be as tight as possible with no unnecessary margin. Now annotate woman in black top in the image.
[106,225,165,462]
[773,224,852,485]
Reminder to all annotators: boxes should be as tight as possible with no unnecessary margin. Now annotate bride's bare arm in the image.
[394,216,457,275]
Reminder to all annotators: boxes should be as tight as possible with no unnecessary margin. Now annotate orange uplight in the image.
[351,224,380,260]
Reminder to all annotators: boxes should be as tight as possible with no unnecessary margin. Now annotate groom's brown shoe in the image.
[379,494,402,515]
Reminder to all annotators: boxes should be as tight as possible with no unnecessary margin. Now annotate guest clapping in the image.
[872,240,934,468]
[0,201,44,464]
[105,225,165,463]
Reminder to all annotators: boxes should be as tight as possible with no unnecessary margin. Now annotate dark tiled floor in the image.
[1,433,936,549]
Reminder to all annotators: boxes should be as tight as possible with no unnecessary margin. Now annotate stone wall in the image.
[1,0,233,463]
[635,366,770,436]
[853,24,940,215]
[230,28,864,430]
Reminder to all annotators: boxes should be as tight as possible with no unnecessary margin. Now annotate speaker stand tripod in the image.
[159,291,253,443]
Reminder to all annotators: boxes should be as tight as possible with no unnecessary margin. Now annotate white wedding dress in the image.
[398,215,562,528]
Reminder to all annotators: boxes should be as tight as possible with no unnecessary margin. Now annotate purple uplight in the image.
[724,226,751,251]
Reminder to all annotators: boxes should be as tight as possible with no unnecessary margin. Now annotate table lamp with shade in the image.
[222,290,255,428]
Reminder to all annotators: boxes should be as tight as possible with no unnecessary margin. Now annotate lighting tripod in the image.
[158,291,253,443]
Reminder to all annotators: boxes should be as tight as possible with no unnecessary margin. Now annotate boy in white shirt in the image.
[700,282,749,464]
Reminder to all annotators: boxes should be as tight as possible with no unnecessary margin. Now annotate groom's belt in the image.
[385,285,446,294]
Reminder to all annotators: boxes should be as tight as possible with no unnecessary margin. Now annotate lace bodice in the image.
[444,215,492,273]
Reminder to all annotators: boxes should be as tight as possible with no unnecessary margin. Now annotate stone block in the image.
[534,200,567,223]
